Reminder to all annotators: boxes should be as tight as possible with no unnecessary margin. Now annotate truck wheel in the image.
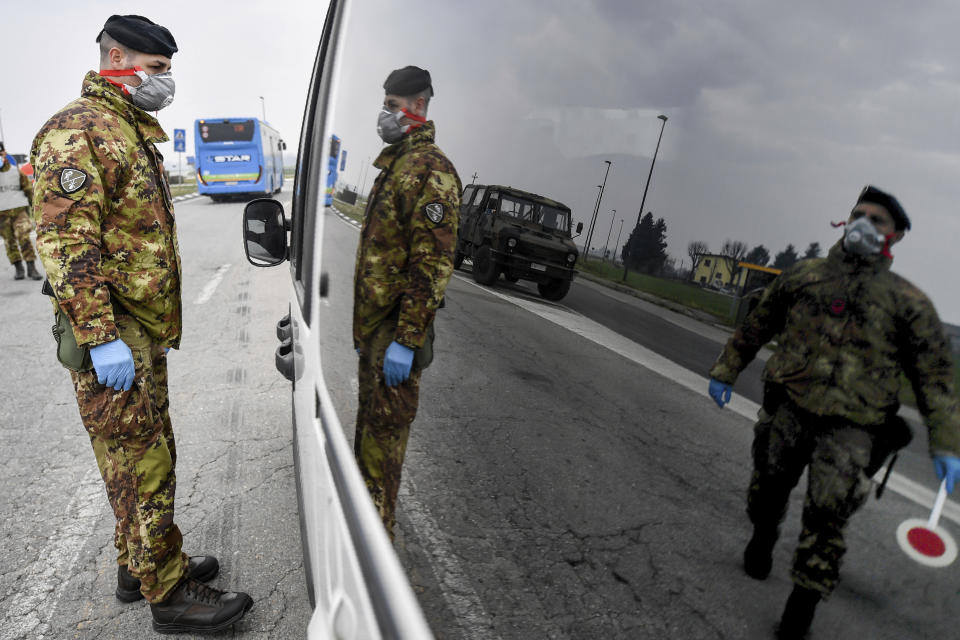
[453,250,465,270]
[472,245,499,285]
[537,278,571,301]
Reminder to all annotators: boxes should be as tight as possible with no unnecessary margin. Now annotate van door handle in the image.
[276,313,292,342]
[275,337,294,381]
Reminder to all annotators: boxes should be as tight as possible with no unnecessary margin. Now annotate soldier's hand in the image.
[708,378,733,408]
[933,455,960,493]
[383,341,414,387]
[90,338,136,391]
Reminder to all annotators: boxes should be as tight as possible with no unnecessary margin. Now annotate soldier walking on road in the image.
[0,142,43,280]
[31,15,252,634]
[708,185,960,639]
[353,66,462,539]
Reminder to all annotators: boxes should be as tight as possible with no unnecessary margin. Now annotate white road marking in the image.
[453,273,960,526]
[400,477,503,640]
[194,264,232,305]
[1,469,104,640]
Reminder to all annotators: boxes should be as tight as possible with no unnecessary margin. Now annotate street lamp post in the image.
[602,209,616,262]
[359,156,372,198]
[613,218,624,265]
[583,184,602,258]
[259,96,267,123]
[623,114,668,281]
[584,160,612,261]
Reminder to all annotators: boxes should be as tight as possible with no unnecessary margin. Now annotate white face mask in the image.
[842,216,886,256]
[101,66,175,111]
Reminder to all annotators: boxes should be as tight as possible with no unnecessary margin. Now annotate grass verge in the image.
[578,259,739,324]
[332,196,366,223]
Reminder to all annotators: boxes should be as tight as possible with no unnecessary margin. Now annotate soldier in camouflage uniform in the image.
[0,143,43,280]
[31,15,251,634]
[708,185,960,639]
[354,66,462,539]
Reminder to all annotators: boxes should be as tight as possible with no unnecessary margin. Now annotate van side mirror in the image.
[280,140,288,151]
[575,221,584,234]
[243,198,288,266]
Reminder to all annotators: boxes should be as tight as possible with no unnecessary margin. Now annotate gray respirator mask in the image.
[128,69,176,111]
[842,217,886,256]
[377,108,408,144]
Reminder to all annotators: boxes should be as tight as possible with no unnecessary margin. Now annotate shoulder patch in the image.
[424,203,444,224]
[59,168,88,194]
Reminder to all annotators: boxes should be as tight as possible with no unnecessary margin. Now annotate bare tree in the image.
[687,241,709,272]
[720,239,749,263]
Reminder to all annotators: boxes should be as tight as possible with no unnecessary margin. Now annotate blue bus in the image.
[195,118,286,201]
[325,135,340,206]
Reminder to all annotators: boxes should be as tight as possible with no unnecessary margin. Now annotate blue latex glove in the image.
[383,341,414,387]
[89,339,136,391]
[934,455,960,493]
[708,378,732,408]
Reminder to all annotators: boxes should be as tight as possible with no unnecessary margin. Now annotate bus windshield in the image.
[198,120,256,143]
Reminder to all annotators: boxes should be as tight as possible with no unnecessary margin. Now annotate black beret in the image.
[856,185,911,231]
[383,66,433,97]
[97,15,178,58]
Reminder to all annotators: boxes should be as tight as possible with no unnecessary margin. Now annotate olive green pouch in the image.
[413,321,435,370]
[43,280,93,372]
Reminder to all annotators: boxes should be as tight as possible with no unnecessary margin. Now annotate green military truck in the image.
[455,184,583,301]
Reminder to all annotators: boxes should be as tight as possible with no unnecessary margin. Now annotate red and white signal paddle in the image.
[895,479,957,567]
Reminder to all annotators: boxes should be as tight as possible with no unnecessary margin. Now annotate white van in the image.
[240,1,432,637]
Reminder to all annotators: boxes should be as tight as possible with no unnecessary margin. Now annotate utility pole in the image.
[623,115,668,281]
[602,209,616,262]
[584,160,612,261]
[259,96,267,123]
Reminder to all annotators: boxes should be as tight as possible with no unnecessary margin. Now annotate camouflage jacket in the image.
[31,72,182,348]
[353,121,461,349]
[710,240,960,456]
[0,160,34,213]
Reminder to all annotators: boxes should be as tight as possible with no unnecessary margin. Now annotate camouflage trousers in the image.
[0,206,36,264]
[355,319,423,539]
[71,315,188,602]
[748,400,874,598]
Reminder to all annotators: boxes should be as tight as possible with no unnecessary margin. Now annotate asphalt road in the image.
[319,206,960,640]
[3,194,958,640]
[0,190,311,639]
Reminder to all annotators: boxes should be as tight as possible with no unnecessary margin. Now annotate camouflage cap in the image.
[856,185,911,231]
[383,66,433,97]
[97,15,178,57]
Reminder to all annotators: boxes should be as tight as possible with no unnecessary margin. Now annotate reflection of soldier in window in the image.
[485,198,498,216]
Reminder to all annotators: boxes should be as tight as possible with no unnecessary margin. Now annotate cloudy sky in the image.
[6,1,960,323]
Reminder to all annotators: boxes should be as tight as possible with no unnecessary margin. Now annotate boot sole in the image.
[151,598,253,634]
[116,563,221,602]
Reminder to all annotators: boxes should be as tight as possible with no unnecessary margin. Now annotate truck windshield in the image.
[537,205,570,232]
[497,195,570,233]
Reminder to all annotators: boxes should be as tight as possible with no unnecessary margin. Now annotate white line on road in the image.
[400,477,503,640]
[194,264,232,305]
[1,469,104,640]
[453,273,960,526]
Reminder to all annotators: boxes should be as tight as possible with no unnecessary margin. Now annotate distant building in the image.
[692,255,782,293]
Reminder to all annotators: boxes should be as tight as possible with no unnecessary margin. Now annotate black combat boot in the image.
[743,525,778,580]
[12,260,24,280]
[776,585,821,640]
[25,261,42,280]
[117,555,221,602]
[150,577,253,634]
